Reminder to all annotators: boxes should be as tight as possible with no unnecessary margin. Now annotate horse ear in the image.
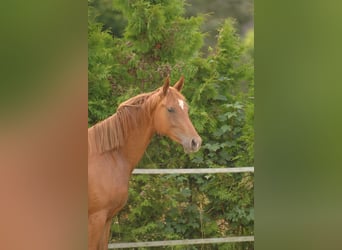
[174,75,184,92]
[162,75,170,96]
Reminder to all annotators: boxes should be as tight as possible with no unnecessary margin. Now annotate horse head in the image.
[153,76,202,153]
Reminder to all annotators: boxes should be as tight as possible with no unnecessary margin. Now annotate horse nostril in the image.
[191,139,198,149]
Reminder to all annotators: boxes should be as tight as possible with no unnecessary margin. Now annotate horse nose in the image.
[191,137,202,151]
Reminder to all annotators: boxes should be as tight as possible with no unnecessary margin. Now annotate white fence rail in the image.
[110,167,254,249]
[133,167,254,174]
[109,236,254,249]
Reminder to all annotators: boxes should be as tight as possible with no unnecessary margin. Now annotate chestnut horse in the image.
[88,76,202,250]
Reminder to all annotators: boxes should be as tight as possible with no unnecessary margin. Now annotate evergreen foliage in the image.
[88,0,254,249]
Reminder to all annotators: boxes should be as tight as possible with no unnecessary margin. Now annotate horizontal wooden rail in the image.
[108,236,254,249]
[133,167,254,174]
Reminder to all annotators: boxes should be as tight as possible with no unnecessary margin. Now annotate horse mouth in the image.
[184,147,199,154]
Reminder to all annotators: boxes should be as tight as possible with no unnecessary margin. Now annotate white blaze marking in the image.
[178,99,185,110]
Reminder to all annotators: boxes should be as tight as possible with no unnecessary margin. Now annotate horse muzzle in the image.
[183,136,202,153]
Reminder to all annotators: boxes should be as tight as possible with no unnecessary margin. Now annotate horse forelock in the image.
[88,89,162,154]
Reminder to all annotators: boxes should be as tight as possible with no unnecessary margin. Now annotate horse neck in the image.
[118,115,155,173]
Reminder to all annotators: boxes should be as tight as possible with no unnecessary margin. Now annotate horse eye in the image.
[167,107,175,113]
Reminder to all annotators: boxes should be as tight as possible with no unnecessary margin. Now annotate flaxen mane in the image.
[88,88,162,154]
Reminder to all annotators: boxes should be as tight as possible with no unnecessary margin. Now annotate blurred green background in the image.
[256,0,342,249]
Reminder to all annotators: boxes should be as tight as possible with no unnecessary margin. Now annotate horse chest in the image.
[106,168,130,208]
[88,153,131,214]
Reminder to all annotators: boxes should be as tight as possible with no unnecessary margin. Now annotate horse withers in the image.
[88,76,202,250]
